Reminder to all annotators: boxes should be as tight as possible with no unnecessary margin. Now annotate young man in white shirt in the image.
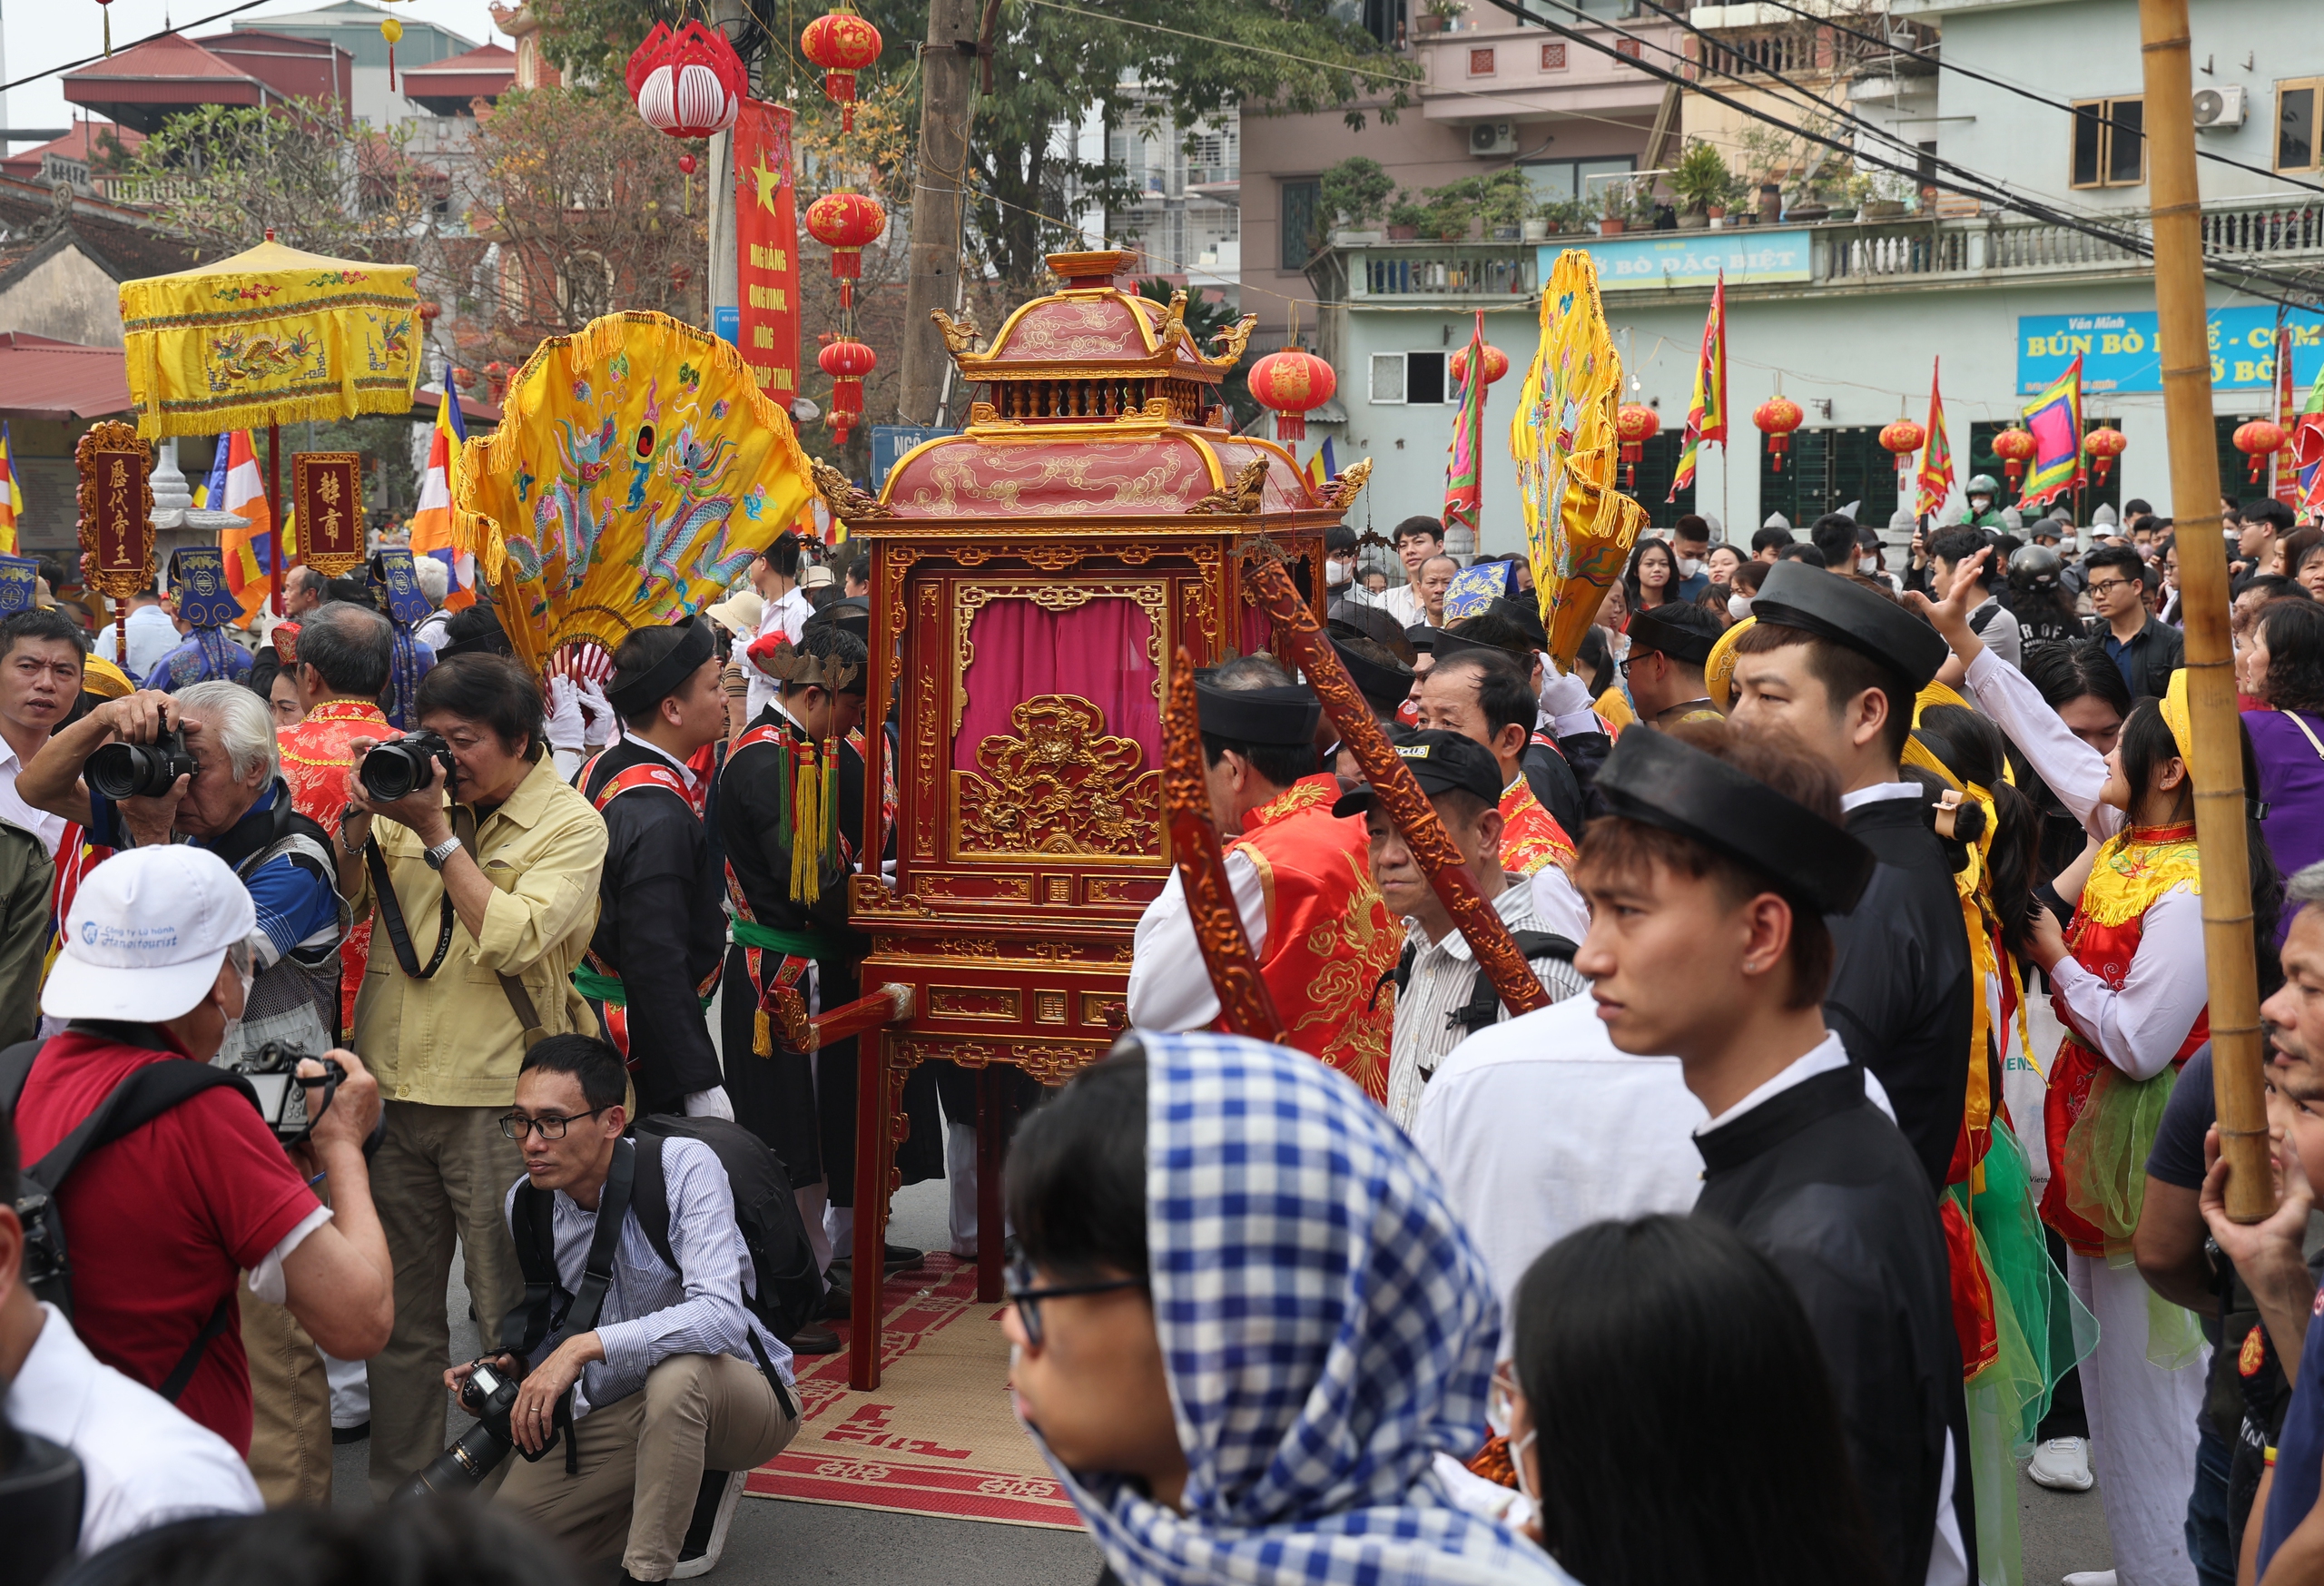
[1374,517,1444,628]
[0,1089,263,1561]
[744,531,814,723]
[0,607,84,856]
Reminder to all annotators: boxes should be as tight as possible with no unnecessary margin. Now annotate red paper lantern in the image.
[2235,419,2289,483]
[1754,396,1804,473]
[2082,426,2128,486]
[677,153,698,175]
[1247,347,1336,442]
[805,192,887,310]
[1990,427,2036,490]
[1450,342,1510,389]
[801,2,883,133]
[453,364,474,390]
[625,21,744,140]
[1879,419,1925,458]
[417,300,441,323]
[819,335,878,445]
[1615,403,1660,489]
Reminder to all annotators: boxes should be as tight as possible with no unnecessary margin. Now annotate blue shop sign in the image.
[1541,230,1811,291]
[871,425,960,489]
[2018,309,2324,394]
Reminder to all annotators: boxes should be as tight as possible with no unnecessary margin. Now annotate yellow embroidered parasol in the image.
[451,310,817,674]
[117,235,423,612]
[1511,249,1647,667]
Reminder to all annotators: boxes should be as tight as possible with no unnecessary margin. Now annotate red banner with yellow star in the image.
[734,98,802,407]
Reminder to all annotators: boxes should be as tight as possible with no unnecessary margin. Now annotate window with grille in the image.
[1541,42,1567,70]
[2071,97,2145,188]
[1281,179,1321,271]
[1470,47,1495,75]
[1370,353,1407,404]
[2280,80,2323,173]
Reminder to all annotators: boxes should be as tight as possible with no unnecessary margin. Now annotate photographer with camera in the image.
[426,1036,796,1582]
[4,846,392,1480]
[335,652,608,1502]
[16,679,348,1060]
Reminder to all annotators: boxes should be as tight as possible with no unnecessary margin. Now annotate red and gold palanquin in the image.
[835,251,1358,1387]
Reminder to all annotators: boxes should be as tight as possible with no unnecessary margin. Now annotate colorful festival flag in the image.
[1512,250,1647,666]
[2275,319,2303,507]
[1443,311,1489,539]
[218,430,274,622]
[2017,356,2084,510]
[1916,359,1955,520]
[0,422,21,555]
[733,99,803,407]
[1669,274,1727,503]
[2292,360,2324,517]
[409,389,475,610]
[1303,437,1338,494]
[198,436,228,513]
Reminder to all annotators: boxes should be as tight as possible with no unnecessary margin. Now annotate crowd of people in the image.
[5,488,2324,1586]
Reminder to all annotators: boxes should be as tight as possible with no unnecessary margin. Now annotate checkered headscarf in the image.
[1041,1031,1574,1586]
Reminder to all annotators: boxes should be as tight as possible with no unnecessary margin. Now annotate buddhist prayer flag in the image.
[2017,356,2084,510]
[1443,310,1488,538]
[1669,274,1726,503]
[0,422,20,555]
[1916,360,1955,520]
[2275,319,2303,507]
[1304,437,1338,493]
[733,99,803,405]
[198,436,228,512]
[408,389,475,609]
[2293,360,2324,517]
[218,430,273,622]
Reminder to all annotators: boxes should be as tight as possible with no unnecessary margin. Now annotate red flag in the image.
[1669,274,1726,503]
[734,99,803,406]
[1916,359,1955,520]
[2276,319,2302,507]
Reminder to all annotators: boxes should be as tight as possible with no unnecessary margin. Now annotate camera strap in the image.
[365,836,455,981]
[506,1138,635,1474]
[453,806,549,1050]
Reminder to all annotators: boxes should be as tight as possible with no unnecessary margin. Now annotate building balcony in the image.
[1345,241,1539,300]
[1412,18,1679,122]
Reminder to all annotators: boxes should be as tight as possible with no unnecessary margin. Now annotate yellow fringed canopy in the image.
[117,239,421,439]
[451,310,817,673]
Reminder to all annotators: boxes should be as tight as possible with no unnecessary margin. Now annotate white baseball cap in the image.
[42,846,257,1022]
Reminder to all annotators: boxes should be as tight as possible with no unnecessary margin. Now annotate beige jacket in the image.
[349,754,607,1107]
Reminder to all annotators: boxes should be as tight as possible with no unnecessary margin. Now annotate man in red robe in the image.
[1127,655,1402,1101]
[272,600,395,1035]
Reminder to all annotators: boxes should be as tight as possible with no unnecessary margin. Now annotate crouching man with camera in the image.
[335,653,609,1502]
[430,1037,799,1581]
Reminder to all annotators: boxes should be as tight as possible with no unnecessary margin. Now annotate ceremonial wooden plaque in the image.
[823,250,1360,1389]
[75,420,154,600]
[292,452,366,576]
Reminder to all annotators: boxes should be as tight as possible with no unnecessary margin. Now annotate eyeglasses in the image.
[2086,578,2138,598]
[1003,1253,1147,1348]
[497,1107,610,1141]
[1616,653,1659,676]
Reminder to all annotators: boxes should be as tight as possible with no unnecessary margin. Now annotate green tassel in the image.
[774,735,790,830]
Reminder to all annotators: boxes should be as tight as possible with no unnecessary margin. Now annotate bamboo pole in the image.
[2139,0,2274,1221]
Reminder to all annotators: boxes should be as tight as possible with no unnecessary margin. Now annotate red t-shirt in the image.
[13,1028,320,1454]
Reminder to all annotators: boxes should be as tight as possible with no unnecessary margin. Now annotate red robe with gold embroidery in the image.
[1223,774,1403,1101]
[278,699,389,1035]
[1497,775,1577,876]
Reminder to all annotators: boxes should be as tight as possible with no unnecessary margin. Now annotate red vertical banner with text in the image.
[734,99,802,407]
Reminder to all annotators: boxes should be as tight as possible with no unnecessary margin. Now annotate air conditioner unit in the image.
[2192,84,2248,131]
[1470,122,1519,157]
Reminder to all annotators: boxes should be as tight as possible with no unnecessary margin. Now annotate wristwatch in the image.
[421,835,463,872]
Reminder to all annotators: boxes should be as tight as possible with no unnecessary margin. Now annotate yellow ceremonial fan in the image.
[452,311,815,674]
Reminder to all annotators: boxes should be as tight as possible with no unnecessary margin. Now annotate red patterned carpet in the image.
[744,1254,1085,1530]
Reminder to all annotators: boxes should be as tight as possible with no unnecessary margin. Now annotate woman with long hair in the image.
[1623,538,1679,614]
[1705,543,1745,588]
[1503,1215,1885,1586]
[2245,598,2324,912]
[1913,552,2284,1586]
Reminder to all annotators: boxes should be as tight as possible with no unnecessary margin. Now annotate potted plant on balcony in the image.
[1385,194,1427,241]
[1537,197,1590,237]
[1669,141,1734,231]
[1322,155,1395,245]
[1417,0,1466,34]
[1859,172,1912,220]
[1594,183,1631,236]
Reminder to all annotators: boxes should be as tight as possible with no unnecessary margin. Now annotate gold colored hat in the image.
[1705,615,1754,713]
[81,655,133,701]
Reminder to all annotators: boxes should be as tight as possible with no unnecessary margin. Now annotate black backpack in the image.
[0,1036,263,1402]
[632,1115,823,1346]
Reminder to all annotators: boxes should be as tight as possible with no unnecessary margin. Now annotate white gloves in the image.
[545,674,586,754]
[1536,656,1597,735]
[684,1086,735,1121]
[577,675,615,749]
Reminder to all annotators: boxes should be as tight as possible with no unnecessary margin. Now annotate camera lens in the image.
[360,742,424,802]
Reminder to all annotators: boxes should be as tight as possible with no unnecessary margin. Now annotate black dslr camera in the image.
[395,1356,564,1498]
[228,1042,346,1144]
[86,726,196,801]
[359,728,456,802]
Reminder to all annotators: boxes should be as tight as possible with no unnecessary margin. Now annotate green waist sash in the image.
[730,919,841,960]
[572,964,716,1011]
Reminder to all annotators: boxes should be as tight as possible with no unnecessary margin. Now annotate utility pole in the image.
[898,0,980,429]
[2138,0,2273,1221]
[706,0,752,336]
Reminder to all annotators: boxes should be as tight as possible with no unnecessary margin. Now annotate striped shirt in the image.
[1384,873,1588,1129]
[507,1137,794,1418]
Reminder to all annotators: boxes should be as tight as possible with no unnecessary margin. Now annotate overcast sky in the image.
[2,0,505,142]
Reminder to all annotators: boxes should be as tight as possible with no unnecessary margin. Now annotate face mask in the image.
[1325,559,1352,586]
[1970,497,1991,514]
[1728,593,1753,621]
[1679,557,1702,578]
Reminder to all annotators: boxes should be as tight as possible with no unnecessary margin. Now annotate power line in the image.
[1,0,274,94]
[1020,0,1420,91]
[1672,0,2324,202]
[1465,0,2324,311]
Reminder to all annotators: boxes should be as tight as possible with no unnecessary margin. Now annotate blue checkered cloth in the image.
[1040,1031,1575,1586]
